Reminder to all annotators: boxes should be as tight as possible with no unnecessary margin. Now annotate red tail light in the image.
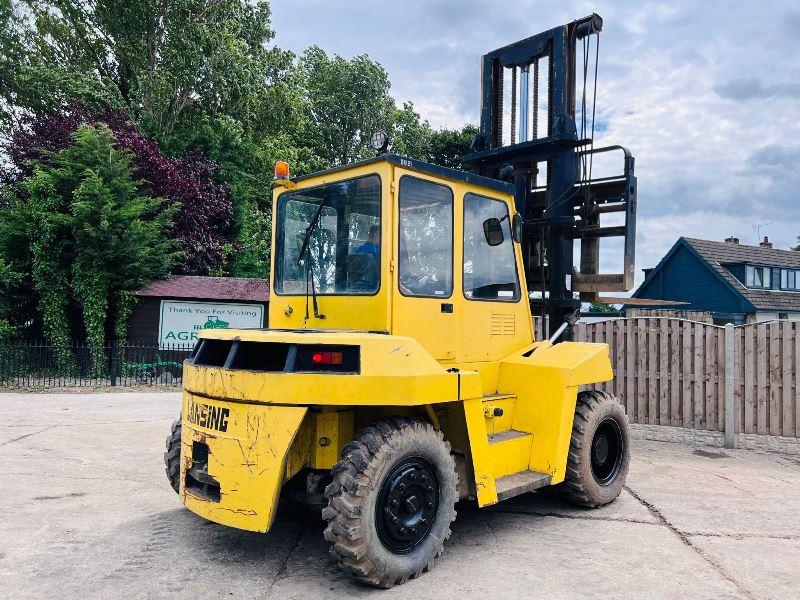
[312,351,343,366]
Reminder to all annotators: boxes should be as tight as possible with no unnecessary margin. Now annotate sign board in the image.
[159,300,264,348]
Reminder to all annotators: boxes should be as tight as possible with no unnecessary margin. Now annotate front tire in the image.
[323,417,458,588]
[164,418,181,494]
[561,390,630,507]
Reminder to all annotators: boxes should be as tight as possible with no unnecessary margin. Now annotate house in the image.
[128,276,270,346]
[630,236,800,325]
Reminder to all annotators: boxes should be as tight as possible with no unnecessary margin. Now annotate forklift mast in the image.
[463,14,637,339]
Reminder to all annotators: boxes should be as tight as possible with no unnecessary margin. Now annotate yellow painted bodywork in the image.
[178,157,614,532]
[500,341,614,482]
[490,434,533,479]
[183,330,460,406]
[180,393,307,532]
[313,411,355,469]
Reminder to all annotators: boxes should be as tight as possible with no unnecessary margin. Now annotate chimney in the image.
[725,236,739,244]
[760,236,773,249]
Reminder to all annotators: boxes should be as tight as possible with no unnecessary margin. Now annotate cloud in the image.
[748,144,800,168]
[272,0,800,288]
[715,78,800,101]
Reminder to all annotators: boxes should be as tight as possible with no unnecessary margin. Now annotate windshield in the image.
[275,174,381,295]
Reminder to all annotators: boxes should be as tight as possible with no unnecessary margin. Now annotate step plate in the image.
[495,470,552,502]
[488,429,530,444]
[482,393,516,401]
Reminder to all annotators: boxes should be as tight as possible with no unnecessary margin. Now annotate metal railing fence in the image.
[0,340,193,388]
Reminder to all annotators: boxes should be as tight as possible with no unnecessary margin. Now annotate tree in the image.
[1,124,178,368]
[0,257,19,340]
[0,0,122,138]
[296,49,478,171]
[0,0,27,136]
[427,124,478,169]
[3,103,232,274]
[389,101,433,160]
[7,0,287,141]
[588,301,619,313]
[115,128,232,275]
[299,46,395,166]
[0,1,481,291]
[162,114,323,277]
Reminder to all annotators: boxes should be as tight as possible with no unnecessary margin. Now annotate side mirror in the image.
[512,213,522,243]
[483,217,504,246]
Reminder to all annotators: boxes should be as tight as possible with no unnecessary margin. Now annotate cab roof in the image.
[291,154,514,196]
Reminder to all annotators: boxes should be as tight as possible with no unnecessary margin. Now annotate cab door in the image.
[391,171,457,360]
[459,192,532,362]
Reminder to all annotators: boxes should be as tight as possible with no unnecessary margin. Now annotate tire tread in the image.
[323,417,457,588]
[164,418,181,494]
[561,390,629,508]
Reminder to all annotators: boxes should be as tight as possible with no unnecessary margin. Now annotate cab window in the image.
[274,174,381,295]
[398,177,453,298]
[463,193,520,302]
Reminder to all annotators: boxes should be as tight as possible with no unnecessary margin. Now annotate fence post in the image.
[724,323,735,449]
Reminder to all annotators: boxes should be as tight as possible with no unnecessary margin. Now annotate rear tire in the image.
[561,390,630,507]
[164,418,181,494]
[323,417,458,588]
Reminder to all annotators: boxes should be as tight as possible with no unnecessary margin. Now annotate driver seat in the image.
[346,254,378,291]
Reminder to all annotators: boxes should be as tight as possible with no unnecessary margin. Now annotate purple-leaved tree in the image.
[2,103,232,275]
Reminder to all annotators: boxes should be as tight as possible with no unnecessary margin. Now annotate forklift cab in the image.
[270,155,535,365]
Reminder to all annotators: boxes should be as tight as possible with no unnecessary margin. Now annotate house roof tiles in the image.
[683,238,800,311]
[136,276,269,302]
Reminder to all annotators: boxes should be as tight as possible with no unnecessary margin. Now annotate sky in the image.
[271,0,800,285]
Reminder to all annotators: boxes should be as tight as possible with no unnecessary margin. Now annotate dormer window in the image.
[779,269,800,291]
[742,265,800,290]
[745,265,770,288]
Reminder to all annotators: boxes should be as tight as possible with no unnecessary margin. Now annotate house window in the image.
[780,269,798,290]
[746,265,770,288]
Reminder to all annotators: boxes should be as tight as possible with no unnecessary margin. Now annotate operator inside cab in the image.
[356,224,380,258]
[348,224,380,291]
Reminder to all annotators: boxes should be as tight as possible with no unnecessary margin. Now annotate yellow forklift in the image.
[165,14,638,588]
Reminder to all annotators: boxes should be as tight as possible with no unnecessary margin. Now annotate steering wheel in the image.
[399,272,436,295]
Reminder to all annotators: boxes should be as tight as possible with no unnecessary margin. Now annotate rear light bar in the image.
[189,340,359,373]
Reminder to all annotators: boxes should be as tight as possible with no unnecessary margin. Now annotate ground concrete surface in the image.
[1,392,798,600]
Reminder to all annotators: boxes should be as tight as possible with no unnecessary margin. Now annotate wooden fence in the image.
[566,318,800,441]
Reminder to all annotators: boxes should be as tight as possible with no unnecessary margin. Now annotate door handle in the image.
[441,303,453,313]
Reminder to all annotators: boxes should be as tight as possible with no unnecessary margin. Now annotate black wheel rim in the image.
[376,457,439,554]
[591,417,624,486]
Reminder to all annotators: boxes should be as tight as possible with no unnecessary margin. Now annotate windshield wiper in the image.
[298,191,329,263]
[298,191,329,322]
